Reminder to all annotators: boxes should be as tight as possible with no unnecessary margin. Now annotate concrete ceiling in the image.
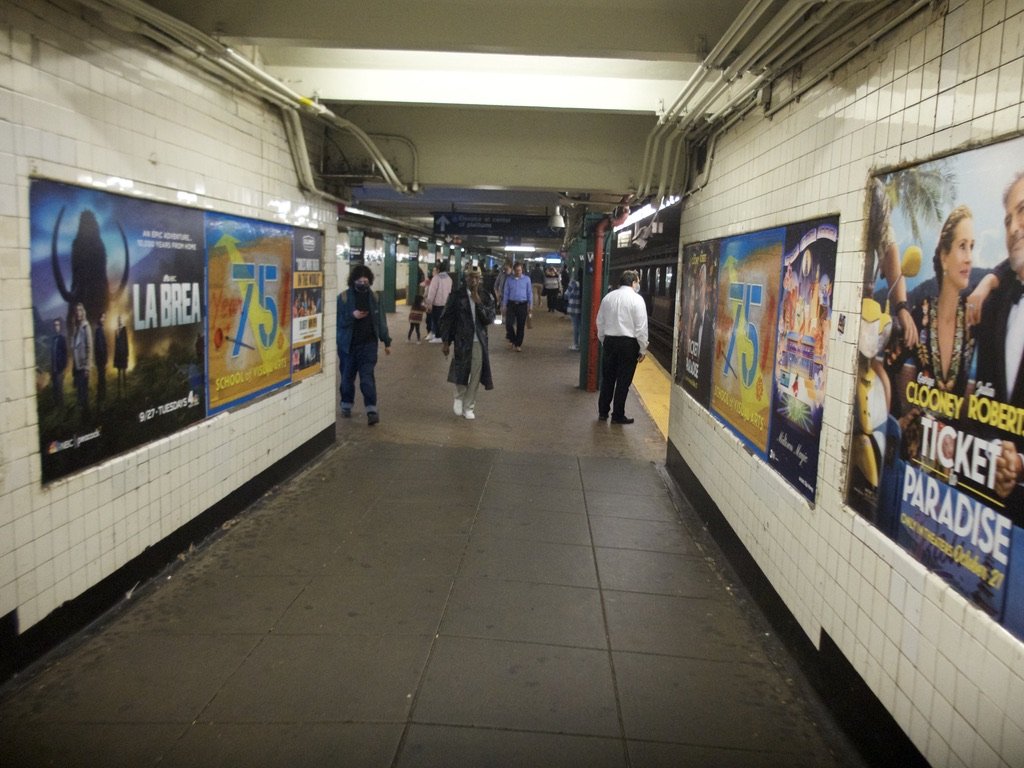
[137,0,759,246]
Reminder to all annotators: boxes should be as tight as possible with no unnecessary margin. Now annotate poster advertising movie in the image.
[846,135,1024,639]
[711,227,785,455]
[682,216,838,503]
[291,227,324,382]
[677,239,719,408]
[206,213,294,415]
[767,219,837,502]
[29,179,205,483]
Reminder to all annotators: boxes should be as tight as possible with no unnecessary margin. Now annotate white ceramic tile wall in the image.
[670,1,1024,766]
[0,3,337,634]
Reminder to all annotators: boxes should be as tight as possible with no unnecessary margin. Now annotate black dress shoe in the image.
[611,416,634,424]
[598,413,609,421]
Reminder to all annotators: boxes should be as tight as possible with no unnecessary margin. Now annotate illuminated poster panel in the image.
[29,179,205,483]
[677,239,719,407]
[767,219,837,501]
[291,228,324,382]
[711,227,785,454]
[846,136,1024,638]
[206,213,294,415]
[683,216,837,503]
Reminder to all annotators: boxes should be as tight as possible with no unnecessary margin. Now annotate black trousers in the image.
[507,302,528,347]
[598,336,640,418]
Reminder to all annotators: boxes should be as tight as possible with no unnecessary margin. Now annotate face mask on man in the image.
[354,280,370,292]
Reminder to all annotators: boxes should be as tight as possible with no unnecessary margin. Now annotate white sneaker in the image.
[425,332,435,341]
[453,398,463,416]
[568,344,579,351]
[429,337,443,343]
[463,409,475,420]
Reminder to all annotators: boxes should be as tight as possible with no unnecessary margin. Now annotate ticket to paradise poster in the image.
[30,178,205,483]
[206,213,294,414]
[845,135,1024,639]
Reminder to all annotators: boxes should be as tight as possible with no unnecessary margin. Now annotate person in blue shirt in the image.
[337,264,392,425]
[500,261,533,352]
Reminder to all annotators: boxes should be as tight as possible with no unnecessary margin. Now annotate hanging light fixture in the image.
[548,205,565,229]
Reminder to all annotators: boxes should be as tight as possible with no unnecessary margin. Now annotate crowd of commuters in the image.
[336,259,649,427]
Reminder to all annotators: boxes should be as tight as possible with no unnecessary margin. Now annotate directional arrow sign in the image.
[433,213,562,240]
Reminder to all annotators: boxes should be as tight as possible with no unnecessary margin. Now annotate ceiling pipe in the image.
[82,0,414,199]
[635,0,784,199]
[766,0,933,117]
[647,0,897,199]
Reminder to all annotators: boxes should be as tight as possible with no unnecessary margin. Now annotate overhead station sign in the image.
[433,212,562,241]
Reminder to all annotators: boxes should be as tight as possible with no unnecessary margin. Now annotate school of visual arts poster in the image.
[206,213,294,415]
[29,178,205,483]
[845,135,1024,639]
[678,239,719,407]
[291,227,324,382]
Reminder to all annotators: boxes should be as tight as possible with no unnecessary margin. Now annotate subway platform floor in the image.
[0,304,871,767]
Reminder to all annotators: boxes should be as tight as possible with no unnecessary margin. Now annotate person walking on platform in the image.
[529,262,545,309]
[440,265,495,420]
[337,264,392,425]
[424,262,453,343]
[564,269,583,351]
[596,269,648,424]
[501,261,533,352]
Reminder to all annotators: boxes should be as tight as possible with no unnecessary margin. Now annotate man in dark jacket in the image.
[440,265,495,420]
[337,264,392,425]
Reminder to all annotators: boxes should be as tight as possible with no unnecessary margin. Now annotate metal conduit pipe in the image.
[86,0,412,196]
[636,0,783,198]
[638,0,819,198]
[766,0,933,117]
[639,0,894,199]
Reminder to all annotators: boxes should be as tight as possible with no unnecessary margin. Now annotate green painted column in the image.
[407,240,421,301]
[382,233,397,313]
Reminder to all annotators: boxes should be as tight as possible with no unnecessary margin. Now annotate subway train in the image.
[606,201,682,371]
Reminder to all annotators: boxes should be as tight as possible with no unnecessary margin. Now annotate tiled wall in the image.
[669,1,1024,766]
[0,3,337,634]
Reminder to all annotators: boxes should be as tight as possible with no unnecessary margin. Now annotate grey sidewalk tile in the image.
[478,484,587,513]
[584,491,679,521]
[595,548,720,598]
[627,739,836,768]
[602,590,766,661]
[0,722,185,768]
[274,572,452,635]
[163,722,404,768]
[2,632,260,723]
[111,572,309,635]
[440,578,606,648]
[588,515,697,556]
[397,724,627,768]
[316,534,469,580]
[412,636,620,737]
[497,451,582,470]
[459,538,598,588]
[485,465,583,491]
[200,634,432,723]
[613,651,827,753]
[472,507,591,546]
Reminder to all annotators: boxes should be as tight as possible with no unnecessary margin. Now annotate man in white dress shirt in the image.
[595,269,648,424]
[976,171,1024,515]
